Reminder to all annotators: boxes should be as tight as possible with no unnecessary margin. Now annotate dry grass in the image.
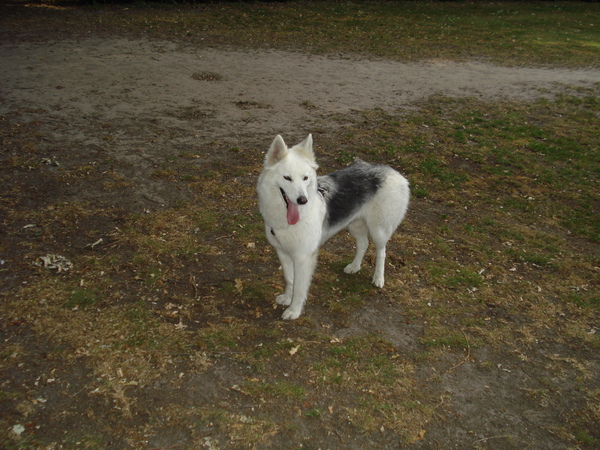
[2,88,598,447]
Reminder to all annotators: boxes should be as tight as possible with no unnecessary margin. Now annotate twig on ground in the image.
[472,434,512,445]
[447,328,472,374]
[190,275,198,299]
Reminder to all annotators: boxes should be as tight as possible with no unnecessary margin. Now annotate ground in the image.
[0,3,599,449]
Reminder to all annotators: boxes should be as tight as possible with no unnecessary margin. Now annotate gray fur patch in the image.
[318,160,388,227]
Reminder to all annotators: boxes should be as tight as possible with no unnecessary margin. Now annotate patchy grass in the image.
[2,88,598,447]
[1,1,599,67]
[0,2,599,448]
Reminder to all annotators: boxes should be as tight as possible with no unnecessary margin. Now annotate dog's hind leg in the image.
[344,220,369,275]
[282,251,318,320]
[370,228,392,288]
[275,250,294,306]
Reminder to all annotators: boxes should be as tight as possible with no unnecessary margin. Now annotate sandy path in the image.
[1,38,598,148]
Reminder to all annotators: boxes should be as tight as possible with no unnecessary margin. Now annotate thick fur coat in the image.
[257,134,409,319]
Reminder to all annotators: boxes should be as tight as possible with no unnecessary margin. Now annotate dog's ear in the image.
[265,135,288,166]
[296,134,318,169]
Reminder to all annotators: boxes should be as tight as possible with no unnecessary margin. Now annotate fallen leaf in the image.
[235,278,244,295]
[35,254,73,272]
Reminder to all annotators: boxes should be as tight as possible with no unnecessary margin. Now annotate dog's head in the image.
[263,134,318,225]
[264,134,317,169]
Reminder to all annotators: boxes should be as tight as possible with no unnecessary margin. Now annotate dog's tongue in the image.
[287,202,300,225]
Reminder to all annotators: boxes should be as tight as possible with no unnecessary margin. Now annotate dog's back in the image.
[318,160,409,244]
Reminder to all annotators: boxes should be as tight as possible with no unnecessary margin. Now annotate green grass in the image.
[63,288,100,309]
[159,1,600,67]
[242,380,306,401]
[420,327,470,349]
[353,90,599,243]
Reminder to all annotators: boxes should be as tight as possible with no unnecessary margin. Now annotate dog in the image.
[257,134,410,320]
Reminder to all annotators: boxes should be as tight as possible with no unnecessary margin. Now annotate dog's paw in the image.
[372,275,385,288]
[344,262,361,274]
[276,294,292,306]
[282,306,301,320]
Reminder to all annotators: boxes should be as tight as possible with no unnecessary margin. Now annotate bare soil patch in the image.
[1,38,596,210]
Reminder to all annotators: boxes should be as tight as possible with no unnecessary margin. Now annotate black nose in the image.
[297,196,308,205]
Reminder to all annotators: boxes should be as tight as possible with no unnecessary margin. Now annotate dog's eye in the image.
[303,176,309,181]
[284,176,292,181]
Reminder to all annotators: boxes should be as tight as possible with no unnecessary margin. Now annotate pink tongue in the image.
[287,202,300,225]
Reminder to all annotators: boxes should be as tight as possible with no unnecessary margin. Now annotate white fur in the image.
[257,134,409,320]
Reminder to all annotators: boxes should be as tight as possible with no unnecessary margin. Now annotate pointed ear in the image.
[300,133,313,149]
[265,135,288,166]
[295,134,318,169]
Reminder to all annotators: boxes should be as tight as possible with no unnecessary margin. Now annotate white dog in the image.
[257,134,409,320]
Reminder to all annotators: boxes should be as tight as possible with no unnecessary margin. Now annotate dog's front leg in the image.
[275,249,294,306]
[281,251,318,320]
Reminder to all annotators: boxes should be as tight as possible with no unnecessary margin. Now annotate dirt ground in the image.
[2,37,597,209]
[1,11,599,450]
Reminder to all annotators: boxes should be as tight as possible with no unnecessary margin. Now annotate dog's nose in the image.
[297,196,308,205]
